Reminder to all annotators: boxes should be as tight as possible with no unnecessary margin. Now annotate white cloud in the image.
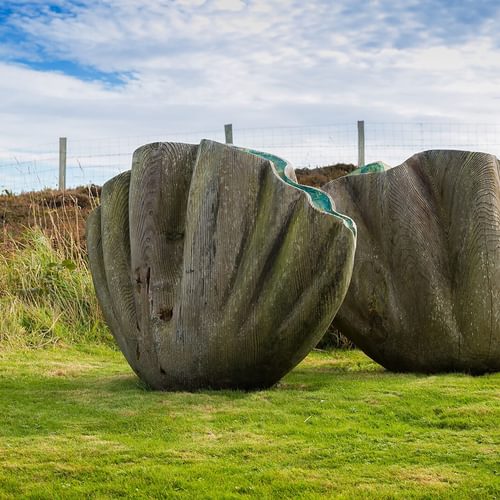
[0,0,499,171]
[176,0,206,6]
[210,0,246,12]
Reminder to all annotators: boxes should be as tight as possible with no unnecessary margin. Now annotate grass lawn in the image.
[0,347,498,499]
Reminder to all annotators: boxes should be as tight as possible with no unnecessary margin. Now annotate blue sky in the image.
[0,0,499,158]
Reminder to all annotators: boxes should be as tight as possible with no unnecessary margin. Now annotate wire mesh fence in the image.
[1,122,500,193]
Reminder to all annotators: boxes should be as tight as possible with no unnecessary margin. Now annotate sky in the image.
[0,0,500,187]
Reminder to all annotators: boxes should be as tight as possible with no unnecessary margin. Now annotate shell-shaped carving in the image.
[323,150,500,374]
[87,140,356,390]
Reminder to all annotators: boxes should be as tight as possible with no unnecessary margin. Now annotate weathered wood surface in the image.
[323,150,500,373]
[87,140,356,390]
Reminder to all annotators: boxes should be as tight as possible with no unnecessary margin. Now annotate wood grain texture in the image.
[87,140,356,390]
[323,150,500,373]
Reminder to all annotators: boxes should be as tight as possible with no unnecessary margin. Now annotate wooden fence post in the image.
[357,121,365,167]
[59,137,67,190]
[224,124,233,144]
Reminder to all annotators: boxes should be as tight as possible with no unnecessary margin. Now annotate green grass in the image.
[0,347,498,499]
[0,227,111,349]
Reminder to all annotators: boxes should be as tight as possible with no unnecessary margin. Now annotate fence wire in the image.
[1,122,499,193]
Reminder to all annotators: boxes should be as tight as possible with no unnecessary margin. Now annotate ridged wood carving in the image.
[323,150,500,374]
[86,140,356,390]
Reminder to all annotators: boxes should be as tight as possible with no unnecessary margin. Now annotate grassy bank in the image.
[0,226,111,350]
[0,347,498,499]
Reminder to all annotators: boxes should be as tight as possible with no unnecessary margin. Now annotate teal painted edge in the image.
[244,148,356,236]
[348,161,387,176]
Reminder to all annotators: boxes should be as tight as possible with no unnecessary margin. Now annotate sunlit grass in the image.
[0,347,498,499]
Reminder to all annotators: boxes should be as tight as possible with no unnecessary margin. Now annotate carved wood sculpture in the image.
[323,150,500,374]
[86,140,356,390]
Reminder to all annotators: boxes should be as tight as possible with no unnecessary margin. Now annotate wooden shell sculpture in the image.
[324,150,500,374]
[86,140,356,390]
